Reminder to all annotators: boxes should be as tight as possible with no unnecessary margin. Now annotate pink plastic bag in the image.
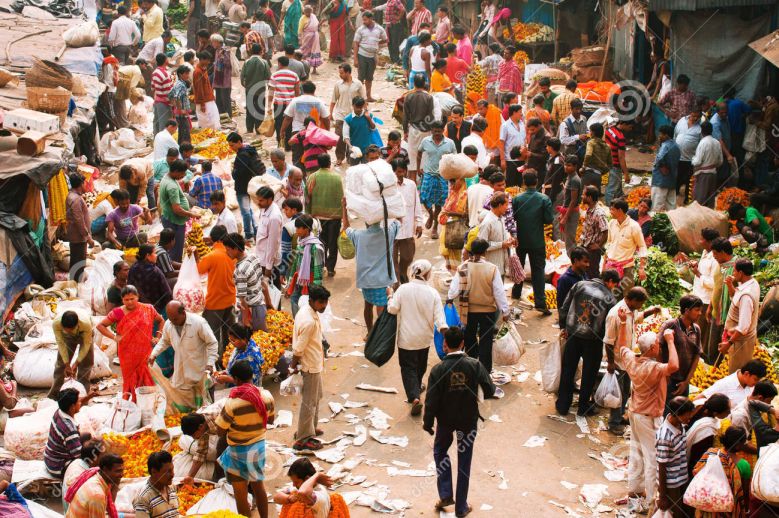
[305,122,339,147]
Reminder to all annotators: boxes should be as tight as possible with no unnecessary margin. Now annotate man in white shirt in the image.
[466,168,494,227]
[153,119,180,161]
[391,159,423,286]
[690,228,720,356]
[254,187,283,276]
[330,63,366,166]
[690,121,723,208]
[719,258,761,373]
[107,6,140,65]
[499,104,526,187]
[138,31,172,64]
[461,116,490,170]
[387,259,447,415]
[149,300,219,412]
[697,360,767,407]
[210,191,238,234]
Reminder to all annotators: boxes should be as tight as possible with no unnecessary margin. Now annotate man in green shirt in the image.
[48,310,94,399]
[159,159,200,262]
[728,202,774,253]
[306,154,344,277]
[512,169,554,314]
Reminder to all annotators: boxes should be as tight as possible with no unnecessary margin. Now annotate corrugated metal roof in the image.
[649,0,775,11]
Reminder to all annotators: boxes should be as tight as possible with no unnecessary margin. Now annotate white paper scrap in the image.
[522,435,547,448]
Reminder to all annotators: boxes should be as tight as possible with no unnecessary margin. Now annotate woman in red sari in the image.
[97,285,164,401]
[323,0,347,62]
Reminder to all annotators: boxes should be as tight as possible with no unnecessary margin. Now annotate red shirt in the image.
[445,56,469,86]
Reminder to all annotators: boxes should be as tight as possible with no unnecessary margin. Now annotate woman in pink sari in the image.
[298,5,323,74]
[96,285,164,401]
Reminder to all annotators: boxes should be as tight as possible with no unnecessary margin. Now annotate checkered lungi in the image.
[420,172,448,207]
[362,287,389,306]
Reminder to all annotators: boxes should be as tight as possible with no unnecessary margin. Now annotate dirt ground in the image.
[245,59,629,517]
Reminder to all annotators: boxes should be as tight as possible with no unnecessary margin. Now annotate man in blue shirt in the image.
[342,198,400,333]
[651,125,681,212]
[343,97,377,165]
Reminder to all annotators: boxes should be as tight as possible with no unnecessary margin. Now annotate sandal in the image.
[434,498,454,511]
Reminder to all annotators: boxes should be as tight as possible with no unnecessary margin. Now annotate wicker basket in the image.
[25,58,74,91]
[26,87,71,114]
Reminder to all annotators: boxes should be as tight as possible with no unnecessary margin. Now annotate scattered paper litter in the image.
[516,372,530,382]
[575,415,590,434]
[273,410,292,428]
[369,430,409,448]
[560,481,578,490]
[356,383,398,394]
[522,435,547,448]
[534,370,543,383]
[480,504,493,511]
[488,414,502,423]
[365,408,393,430]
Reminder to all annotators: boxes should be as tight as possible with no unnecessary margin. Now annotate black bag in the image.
[364,310,398,367]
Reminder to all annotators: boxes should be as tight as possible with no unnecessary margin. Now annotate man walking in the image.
[392,159,423,285]
[556,269,620,417]
[64,173,93,283]
[107,6,140,65]
[424,327,496,518]
[291,285,331,452]
[150,53,174,136]
[353,11,387,103]
[149,300,219,413]
[306,154,344,277]
[48,310,94,399]
[330,63,365,166]
[404,73,439,182]
[579,186,608,279]
[447,239,510,373]
[512,170,553,311]
[651,124,680,212]
[604,119,632,205]
[719,258,760,374]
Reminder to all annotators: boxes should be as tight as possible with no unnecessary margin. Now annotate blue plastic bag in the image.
[434,303,462,359]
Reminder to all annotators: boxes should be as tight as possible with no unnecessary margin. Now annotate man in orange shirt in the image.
[193,51,220,130]
[194,224,236,367]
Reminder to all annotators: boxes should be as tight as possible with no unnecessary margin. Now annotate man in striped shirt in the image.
[133,451,179,518]
[151,53,175,136]
[224,232,272,331]
[654,396,695,516]
[44,388,96,478]
[604,120,633,205]
[269,56,300,149]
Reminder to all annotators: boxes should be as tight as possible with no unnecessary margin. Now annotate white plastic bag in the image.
[107,394,142,433]
[279,373,304,396]
[540,338,564,393]
[594,372,622,409]
[3,405,58,460]
[61,378,86,398]
[751,443,779,503]
[62,21,99,47]
[492,322,524,366]
[186,479,252,515]
[683,452,734,512]
[173,255,205,313]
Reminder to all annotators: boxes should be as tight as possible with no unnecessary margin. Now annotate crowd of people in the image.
[5,0,777,517]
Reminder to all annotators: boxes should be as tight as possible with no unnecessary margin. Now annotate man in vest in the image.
[719,258,761,374]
